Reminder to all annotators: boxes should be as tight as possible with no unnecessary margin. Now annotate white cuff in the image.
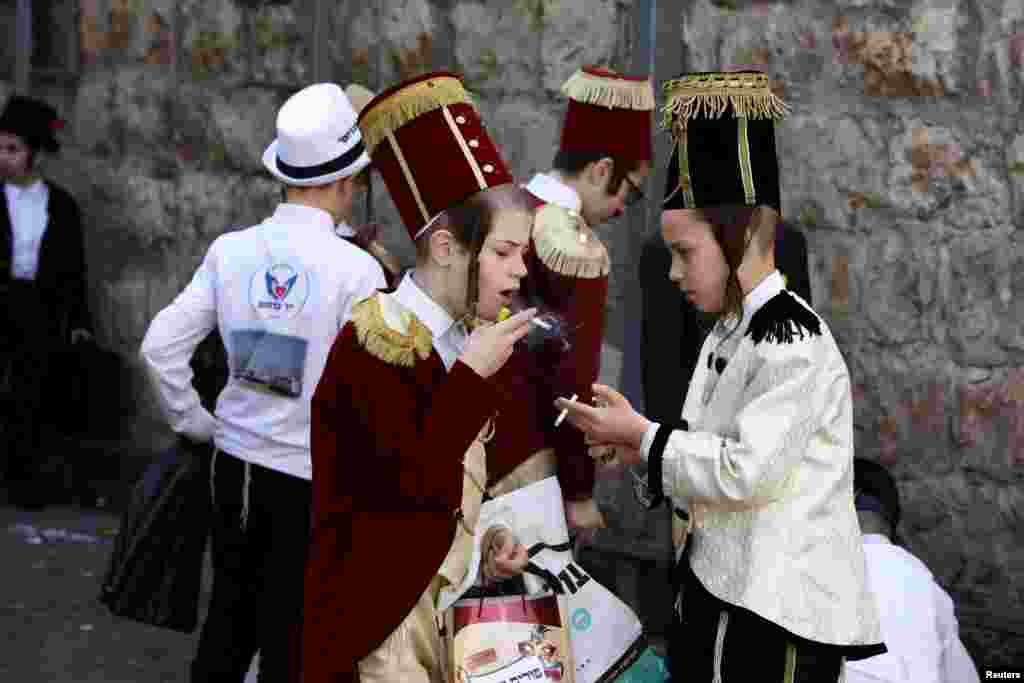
[640,422,660,462]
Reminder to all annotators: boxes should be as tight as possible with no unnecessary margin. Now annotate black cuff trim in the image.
[648,420,688,508]
[647,424,673,506]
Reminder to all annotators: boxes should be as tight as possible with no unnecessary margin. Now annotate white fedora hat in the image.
[262,83,371,187]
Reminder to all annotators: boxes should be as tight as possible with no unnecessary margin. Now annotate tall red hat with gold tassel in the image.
[357,72,514,242]
[558,66,655,164]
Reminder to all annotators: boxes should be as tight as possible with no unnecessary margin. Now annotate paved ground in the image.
[0,499,261,682]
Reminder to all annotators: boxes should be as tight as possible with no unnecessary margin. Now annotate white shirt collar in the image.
[269,202,336,235]
[392,271,460,343]
[4,179,46,201]
[334,221,355,238]
[524,173,582,214]
[742,270,786,321]
[862,534,893,546]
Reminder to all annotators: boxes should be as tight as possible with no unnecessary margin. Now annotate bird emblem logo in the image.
[266,270,298,301]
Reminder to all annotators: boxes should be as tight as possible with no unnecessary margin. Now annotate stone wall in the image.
[6,0,313,452]
[3,0,1022,668]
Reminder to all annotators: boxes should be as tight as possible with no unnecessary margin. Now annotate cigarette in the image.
[530,317,552,330]
[554,393,578,427]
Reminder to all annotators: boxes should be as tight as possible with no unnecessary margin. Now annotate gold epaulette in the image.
[532,204,610,279]
[350,292,433,367]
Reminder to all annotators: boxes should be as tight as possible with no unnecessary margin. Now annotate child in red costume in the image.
[303,72,538,683]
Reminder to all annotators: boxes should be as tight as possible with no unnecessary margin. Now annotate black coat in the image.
[639,222,812,424]
[0,180,92,339]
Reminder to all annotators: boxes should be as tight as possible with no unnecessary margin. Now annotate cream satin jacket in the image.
[642,272,882,649]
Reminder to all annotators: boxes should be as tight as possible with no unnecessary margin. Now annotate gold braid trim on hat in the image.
[350,293,433,367]
[660,72,790,131]
[562,69,656,111]
[359,76,475,154]
[532,204,610,279]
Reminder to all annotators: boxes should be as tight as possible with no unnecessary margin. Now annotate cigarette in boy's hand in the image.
[554,393,578,427]
[530,317,552,330]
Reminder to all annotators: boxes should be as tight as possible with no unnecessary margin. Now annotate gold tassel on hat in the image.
[532,204,610,279]
[660,72,790,131]
[562,69,656,111]
[359,75,475,154]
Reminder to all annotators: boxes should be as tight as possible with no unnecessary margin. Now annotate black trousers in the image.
[669,562,846,683]
[0,281,58,501]
[191,451,311,683]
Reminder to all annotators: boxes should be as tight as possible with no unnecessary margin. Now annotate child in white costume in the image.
[556,71,886,683]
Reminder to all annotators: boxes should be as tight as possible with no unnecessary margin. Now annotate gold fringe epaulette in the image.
[532,204,610,279]
[562,70,655,111]
[350,293,433,367]
[660,71,790,130]
[359,75,474,154]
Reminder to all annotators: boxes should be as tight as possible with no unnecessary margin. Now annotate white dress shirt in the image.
[639,270,883,649]
[4,180,49,280]
[846,535,980,683]
[524,173,583,213]
[391,271,468,370]
[140,203,387,480]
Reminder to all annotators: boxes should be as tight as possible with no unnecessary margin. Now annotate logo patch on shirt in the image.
[230,330,308,398]
[250,263,310,320]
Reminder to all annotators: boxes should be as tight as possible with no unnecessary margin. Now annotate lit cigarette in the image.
[554,393,578,427]
[530,317,552,330]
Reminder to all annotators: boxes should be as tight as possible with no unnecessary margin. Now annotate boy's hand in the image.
[459,308,536,378]
[555,384,651,451]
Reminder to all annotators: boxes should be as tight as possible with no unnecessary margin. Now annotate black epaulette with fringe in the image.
[746,290,821,345]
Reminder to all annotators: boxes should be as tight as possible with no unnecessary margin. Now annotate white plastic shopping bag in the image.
[440,477,658,683]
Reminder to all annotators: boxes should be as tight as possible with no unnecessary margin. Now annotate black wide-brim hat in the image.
[662,71,788,213]
[853,457,901,529]
[0,95,63,153]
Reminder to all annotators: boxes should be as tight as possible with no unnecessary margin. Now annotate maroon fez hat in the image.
[558,66,655,164]
[357,72,514,241]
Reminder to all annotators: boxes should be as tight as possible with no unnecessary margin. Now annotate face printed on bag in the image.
[481,524,529,583]
[473,209,530,322]
[0,131,32,180]
[662,209,730,314]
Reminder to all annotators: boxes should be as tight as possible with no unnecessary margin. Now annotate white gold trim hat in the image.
[262,83,371,187]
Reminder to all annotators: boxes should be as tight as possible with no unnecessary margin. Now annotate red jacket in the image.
[303,301,501,682]
[516,190,609,501]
